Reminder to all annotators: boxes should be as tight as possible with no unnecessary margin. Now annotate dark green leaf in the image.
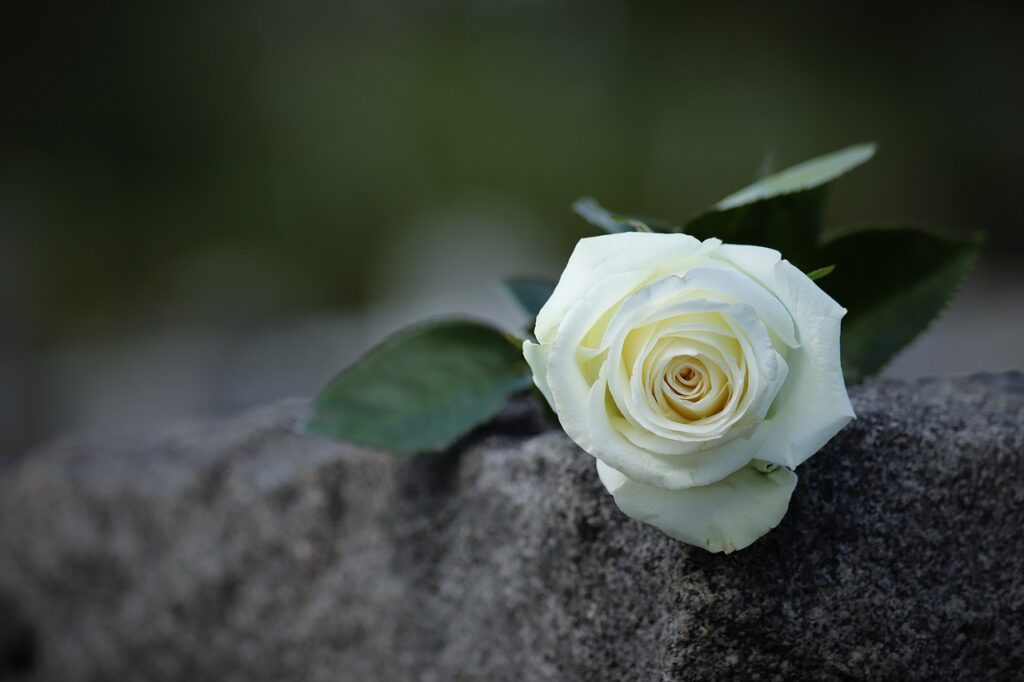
[304,320,533,453]
[806,264,835,281]
[817,226,982,382]
[682,191,826,269]
[572,197,667,234]
[504,277,556,318]
[682,143,876,270]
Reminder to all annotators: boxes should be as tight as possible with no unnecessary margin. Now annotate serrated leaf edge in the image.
[843,240,981,382]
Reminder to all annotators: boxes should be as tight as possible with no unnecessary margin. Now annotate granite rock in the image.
[1,373,1023,681]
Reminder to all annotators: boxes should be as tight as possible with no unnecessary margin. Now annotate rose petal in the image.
[596,459,798,553]
[714,244,855,468]
[675,267,798,348]
[523,340,555,409]
[536,232,718,343]
[583,372,757,489]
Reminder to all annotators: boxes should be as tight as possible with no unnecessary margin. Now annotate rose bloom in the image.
[524,232,854,553]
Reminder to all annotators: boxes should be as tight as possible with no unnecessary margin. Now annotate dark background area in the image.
[2,1,1023,456]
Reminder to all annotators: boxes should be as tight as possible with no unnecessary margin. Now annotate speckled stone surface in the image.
[1,373,1022,681]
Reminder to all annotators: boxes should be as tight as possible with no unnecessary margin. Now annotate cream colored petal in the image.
[535,232,716,343]
[596,460,798,554]
[523,340,555,410]
[605,297,758,437]
[597,276,786,441]
[715,244,854,468]
[674,266,798,348]
[622,302,786,442]
[544,270,658,456]
[625,335,742,441]
[582,372,756,489]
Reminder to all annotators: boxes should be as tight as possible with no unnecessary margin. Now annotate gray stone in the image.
[1,373,1022,681]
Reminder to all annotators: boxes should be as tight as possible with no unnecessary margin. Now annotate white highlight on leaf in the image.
[715,143,876,211]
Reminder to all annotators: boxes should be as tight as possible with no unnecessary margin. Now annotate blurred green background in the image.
[3,1,1023,454]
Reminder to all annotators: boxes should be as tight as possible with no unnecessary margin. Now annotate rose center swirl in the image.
[652,353,732,422]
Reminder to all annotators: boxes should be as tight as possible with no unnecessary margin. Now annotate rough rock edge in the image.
[0,373,1022,681]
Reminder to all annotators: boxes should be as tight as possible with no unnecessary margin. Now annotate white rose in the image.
[524,232,854,553]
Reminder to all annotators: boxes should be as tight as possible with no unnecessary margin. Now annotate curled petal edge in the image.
[596,459,798,554]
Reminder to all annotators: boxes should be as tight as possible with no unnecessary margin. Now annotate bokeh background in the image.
[3,1,1023,456]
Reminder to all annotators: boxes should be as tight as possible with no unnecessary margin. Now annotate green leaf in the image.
[304,320,533,453]
[504,277,556,318]
[682,143,876,270]
[573,197,665,234]
[682,191,826,269]
[817,226,982,382]
[575,144,875,259]
[714,143,876,211]
[806,264,835,281]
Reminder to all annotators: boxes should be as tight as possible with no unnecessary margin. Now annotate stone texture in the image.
[1,373,1023,681]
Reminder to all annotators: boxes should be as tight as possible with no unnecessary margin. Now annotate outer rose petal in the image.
[596,460,798,553]
[535,232,715,343]
[713,244,855,468]
[523,340,554,410]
